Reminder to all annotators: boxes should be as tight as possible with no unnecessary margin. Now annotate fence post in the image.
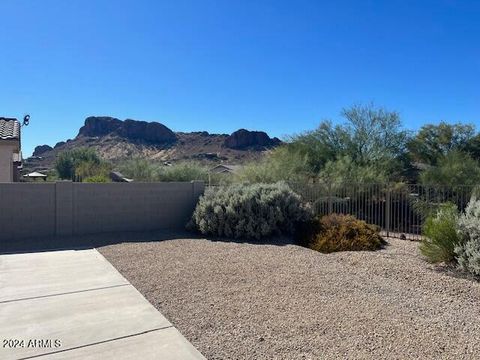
[385,184,391,238]
[328,183,333,214]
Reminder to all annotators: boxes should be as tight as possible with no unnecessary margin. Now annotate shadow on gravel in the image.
[0,230,195,255]
[431,264,479,282]
[1,230,297,255]
[197,235,296,247]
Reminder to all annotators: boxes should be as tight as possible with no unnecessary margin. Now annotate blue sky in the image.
[1,0,479,156]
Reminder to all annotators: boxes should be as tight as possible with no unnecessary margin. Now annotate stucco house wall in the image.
[0,142,18,182]
[0,117,21,182]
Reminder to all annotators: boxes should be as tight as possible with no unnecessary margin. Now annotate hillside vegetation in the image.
[32,103,480,185]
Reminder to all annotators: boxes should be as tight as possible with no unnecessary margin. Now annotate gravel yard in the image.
[99,237,480,359]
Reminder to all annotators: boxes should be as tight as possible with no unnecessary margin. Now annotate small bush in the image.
[455,198,480,276]
[76,160,112,180]
[297,214,385,253]
[83,175,110,183]
[118,158,160,181]
[189,182,311,240]
[118,159,214,182]
[158,162,209,182]
[419,203,460,264]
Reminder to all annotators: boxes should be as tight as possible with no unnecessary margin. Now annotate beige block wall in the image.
[0,181,205,242]
[0,183,56,239]
[72,182,201,234]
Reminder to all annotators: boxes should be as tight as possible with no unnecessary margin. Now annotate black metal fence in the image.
[289,183,476,240]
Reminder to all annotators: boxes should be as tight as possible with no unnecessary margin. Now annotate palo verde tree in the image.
[283,103,410,181]
[407,122,476,166]
[419,150,480,188]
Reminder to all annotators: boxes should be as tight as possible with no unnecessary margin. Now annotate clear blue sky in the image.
[1,0,479,156]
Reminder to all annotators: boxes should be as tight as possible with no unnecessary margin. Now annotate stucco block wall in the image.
[0,181,204,241]
[72,182,198,234]
[0,183,56,239]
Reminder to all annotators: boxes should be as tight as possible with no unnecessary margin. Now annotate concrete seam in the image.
[18,326,174,359]
[0,283,130,304]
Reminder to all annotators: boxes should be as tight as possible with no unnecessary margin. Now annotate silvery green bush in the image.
[455,197,480,276]
[189,182,311,239]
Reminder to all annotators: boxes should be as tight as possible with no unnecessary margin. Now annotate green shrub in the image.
[189,182,311,239]
[419,150,480,188]
[319,155,389,185]
[119,159,213,182]
[83,175,110,183]
[118,158,160,181]
[297,214,385,253]
[76,160,112,180]
[54,150,78,179]
[158,162,209,182]
[419,203,460,264]
[55,148,101,179]
[235,147,312,184]
[455,198,480,276]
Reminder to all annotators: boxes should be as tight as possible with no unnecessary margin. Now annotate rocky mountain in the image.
[78,116,177,143]
[32,144,53,157]
[25,116,282,172]
[224,129,281,149]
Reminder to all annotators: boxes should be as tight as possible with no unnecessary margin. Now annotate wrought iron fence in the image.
[205,182,478,240]
[289,182,477,240]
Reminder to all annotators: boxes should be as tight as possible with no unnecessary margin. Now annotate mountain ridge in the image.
[25,116,281,172]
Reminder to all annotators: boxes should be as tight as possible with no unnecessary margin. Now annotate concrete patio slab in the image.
[0,249,205,360]
[45,328,204,360]
[0,286,172,359]
[0,249,128,302]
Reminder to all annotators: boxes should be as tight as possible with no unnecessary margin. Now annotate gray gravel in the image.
[99,237,480,360]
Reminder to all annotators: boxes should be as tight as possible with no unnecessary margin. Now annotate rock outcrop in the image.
[78,116,177,144]
[224,129,281,150]
[32,144,53,156]
[24,117,282,173]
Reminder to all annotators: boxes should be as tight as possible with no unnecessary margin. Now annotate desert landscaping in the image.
[2,1,480,359]
[101,237,480,359]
